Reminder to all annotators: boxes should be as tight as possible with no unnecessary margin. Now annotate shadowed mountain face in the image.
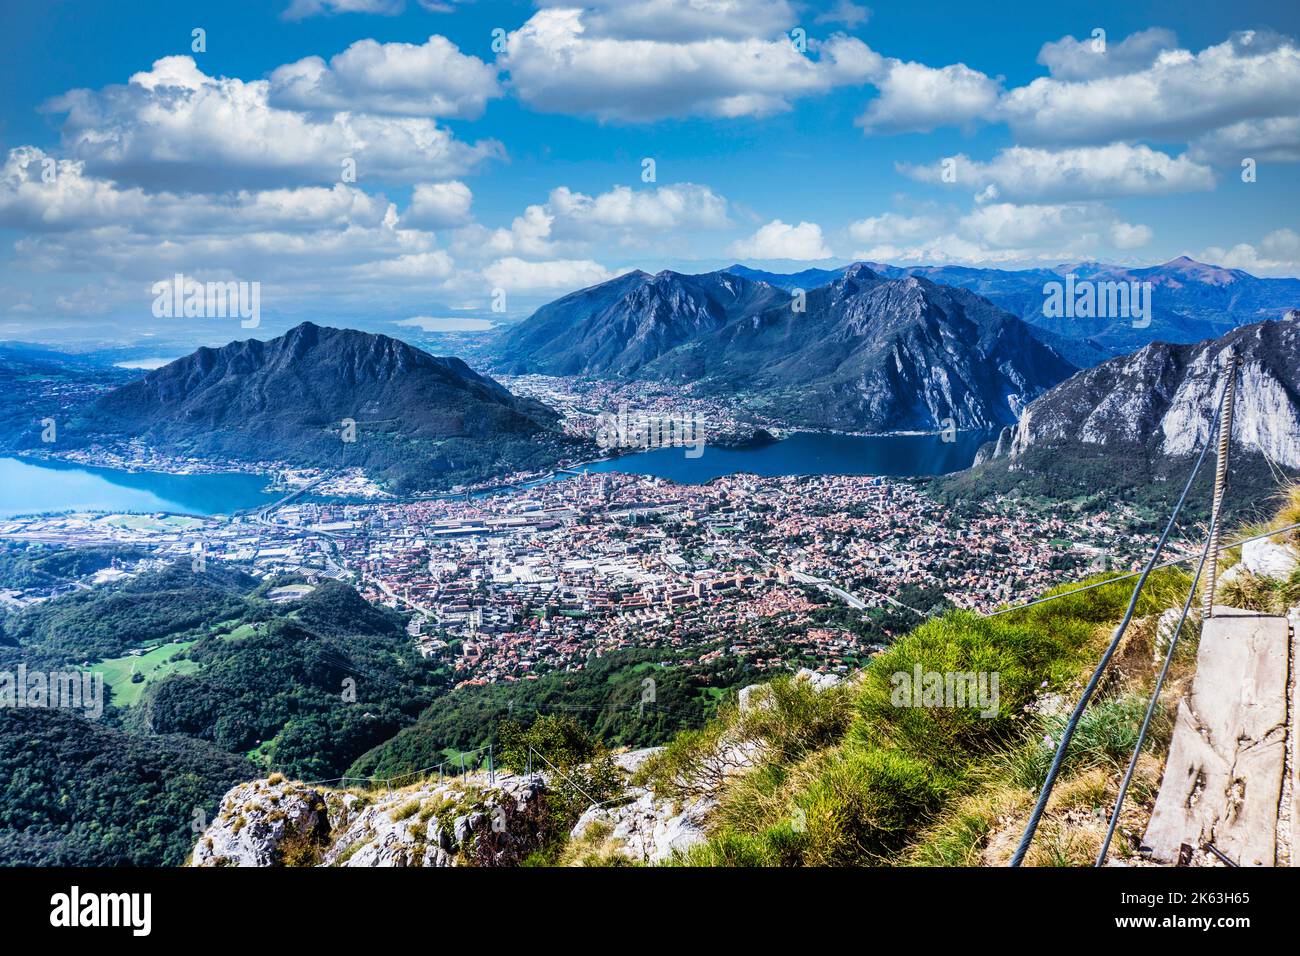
[495,265,1077,433]
[494,269,790,377]
[81,322,575,492]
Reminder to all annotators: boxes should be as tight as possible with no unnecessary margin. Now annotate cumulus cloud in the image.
[1200,228,1300,276]
[455,182,730,258]
[351,250,455,280]
[269,35,501,118]
[45,56,503,189]
[0,146,393,234]
[1109,221,1154,249]
[1001,30,1300,145]
[850,199,1157,265]
[899,144,1215,201]
[847,212,943,247]
[1036,27,1178,80]
[729,219,832,260]
[958,202,1151,251]
[483,257,620,292]
[502,9,879,121]
[856,59,1001,134]
[815,2,871,27]
[1190,115,1300,164]
[534,0,799,41]
[548,183,728,234]
[403,181,473,229]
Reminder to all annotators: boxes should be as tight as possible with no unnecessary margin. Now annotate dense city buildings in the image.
[1,467,1162,685]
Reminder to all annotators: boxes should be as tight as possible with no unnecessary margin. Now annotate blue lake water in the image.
[0,456,281,518]
[0,431,992,517]
[576,430,995,483]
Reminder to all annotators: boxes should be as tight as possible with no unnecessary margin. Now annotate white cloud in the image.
[269,35,501,119]
[1001,31,1300,144]
[502,9,879,122]
[548,183,729,233]
[404,181,473,228]
[815,2,870,27]
[0,146,393,234]
[729,219,832,260]
[483,257,620,292]
[352,250,454,279]
[1109,221,1154,249]
[856,59,1001,134]
[899,144,1215,201]
[1190,115,1300,164]
[847,212,942,246]
[533,0,798,41]
[282,0,404,20]
[1036,27,1178,80]
[1200,228,1300,276]
[455,182,729,258]
[959,202,1151,251]
[45,56,503,189]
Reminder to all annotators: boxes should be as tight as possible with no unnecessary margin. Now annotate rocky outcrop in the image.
[191,779,332,867]
[568,669,845,865]
[985,313,1300,469]
[571,786,714,865]
[1241,538,1299,580]
[192,774,549,868]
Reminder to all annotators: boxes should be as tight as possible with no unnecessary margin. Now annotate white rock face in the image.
[190,780,331,867]
[570,672,846,864]
[192,774,547,868]
[795,667,843,692]
[1240,539,1300,580]
[1000,317,1300,469]
[571,788,714,865]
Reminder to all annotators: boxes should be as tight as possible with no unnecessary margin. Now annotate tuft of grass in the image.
[390,798,422,822]
[1005,694,1150,792]
[906,785,1030,867]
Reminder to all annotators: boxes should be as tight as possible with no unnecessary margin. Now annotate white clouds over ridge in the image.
[899,144,1216,202]
[7,9,1300,329]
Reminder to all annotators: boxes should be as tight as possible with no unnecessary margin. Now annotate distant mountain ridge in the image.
[494,265,1076,433]
[80,322,577,492]
[723,257,1300,359]
[494,269,789,377]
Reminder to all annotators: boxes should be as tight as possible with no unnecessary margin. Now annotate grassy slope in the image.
[623,484,1300,867]
[88,640,198,708]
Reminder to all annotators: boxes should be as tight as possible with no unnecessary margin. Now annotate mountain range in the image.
[494,265,1077,433]
[726,257,1300,358]
[981,311,1300,470]
[78,322,577,492]
[943,311,1300,513]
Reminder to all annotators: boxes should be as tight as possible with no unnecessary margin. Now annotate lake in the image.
[575,430,995,483]
[0,456,281,518]
[0,431,991,517]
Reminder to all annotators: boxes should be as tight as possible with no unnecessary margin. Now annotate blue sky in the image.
[2,0,1299,349]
